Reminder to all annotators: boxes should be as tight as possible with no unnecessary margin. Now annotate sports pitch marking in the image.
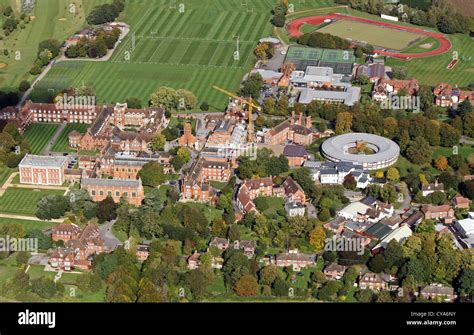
[287,13,452,59]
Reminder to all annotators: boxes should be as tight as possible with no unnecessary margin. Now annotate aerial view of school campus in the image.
[0,0,473,310]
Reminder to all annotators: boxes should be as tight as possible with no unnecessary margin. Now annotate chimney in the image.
[306,115,312,129]
[299,112,302,125]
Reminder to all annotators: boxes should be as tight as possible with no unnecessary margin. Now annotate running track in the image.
[287,13,452,60]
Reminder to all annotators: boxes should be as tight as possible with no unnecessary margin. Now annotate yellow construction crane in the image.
[212,85,261,143]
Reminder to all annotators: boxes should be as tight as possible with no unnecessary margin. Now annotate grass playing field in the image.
[31,0,336,110]
[0,0,107,91]
[51,123,89,153]
[0,188,65,216]
[386,33,474,87]
[24,123,60,154]
[0,167,14,188]
[317,19,425,51]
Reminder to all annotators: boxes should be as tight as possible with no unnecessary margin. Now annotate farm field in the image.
[51,123,89,153]
[24,123,60,154]
[317,19,424,50]
[0,188,64,216]
[31,0,336,110]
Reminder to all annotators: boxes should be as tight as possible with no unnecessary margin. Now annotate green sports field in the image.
[0,188,65,216]
[31,0,336,110]
[0,0,106,90]
[317,19,424,50]
[51,123,89,153]
[24,123,60,154]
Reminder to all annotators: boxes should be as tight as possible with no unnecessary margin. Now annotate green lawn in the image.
[31,0,337,110]
[317,19,424,50]
[432,145,474,160]
[0,217,54,232]
[24,123,60,154]
[51,123,89,153]
[0,188,64,216]
[0,0,102,90]
[0,167,15,187]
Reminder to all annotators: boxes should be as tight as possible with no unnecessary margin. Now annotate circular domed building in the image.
[321,133,399,170]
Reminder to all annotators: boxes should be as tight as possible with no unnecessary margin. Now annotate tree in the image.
[309,226,326,251]
[18,80,31,92]
[335,112,353,134]
[200,101,209,111]
[36,195,70,220]
[406,137,432,165]
[461,180,474,200]
[386,167,400,182]
[259,265,281,286]
[272,277,290,297]
[263,97,276,115]
[97,196,117,223]
[234,274,258,296]
[439,123,460,147]
[239,73,263,98]
[343,173,357,190]
[125,97,142,108]
[457,268,474,296]
[222,252,250,288]
[176,89,197,110]
[138,161,165,188]
[87,2,123,25]
[317,280,341,301]
[150,133,166,152]
[149,87,177,110]
[177,147,191,163]
[368,254,385,273]
[38,39,61,58]
[435,155,448,171]
[187,268,212,300]
[277,96,289,116]
[356,289,375,302]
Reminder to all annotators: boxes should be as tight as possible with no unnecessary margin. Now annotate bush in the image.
[18,80,30,92]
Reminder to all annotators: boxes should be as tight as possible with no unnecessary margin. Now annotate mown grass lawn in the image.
[0,217,54,233]
[432,145,474,160]
[24,123,60,154]
[0,167,15,188]
[51,123,89,153]
[0,188,64,216]
[0,0,101,90]
[32,0,337,110]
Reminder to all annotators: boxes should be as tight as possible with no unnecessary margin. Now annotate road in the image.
[395,182,412,214]
[99,220,123,251]
[42,122,67,155]
[17,23,130,108]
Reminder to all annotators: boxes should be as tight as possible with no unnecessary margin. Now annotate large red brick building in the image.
[81,177,145,206]
[19,154,68,186]
[264,112,313,145]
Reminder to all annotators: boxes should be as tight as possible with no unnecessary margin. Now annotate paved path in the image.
[43,122,66,155]
[0,172,69,195]
[287,13,452,60]
[0,213,63,223]
[17,23,130,108]
[99,220,123,251]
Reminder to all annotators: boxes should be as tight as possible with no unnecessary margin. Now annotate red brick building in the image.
[264,112,313,145]
[19,154,68,186]
[81,177,145,206]
[51,224,82,242]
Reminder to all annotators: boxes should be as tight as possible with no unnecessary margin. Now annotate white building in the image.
[285,202,306,217]
[455,218,474,238]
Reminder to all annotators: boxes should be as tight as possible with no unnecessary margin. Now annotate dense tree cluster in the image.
[236,148,289,179]
[346,0,471,35]
[66,28,121,59]
[86,0,125,25]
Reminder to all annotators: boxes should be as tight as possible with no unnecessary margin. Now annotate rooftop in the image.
[20,154,67,168]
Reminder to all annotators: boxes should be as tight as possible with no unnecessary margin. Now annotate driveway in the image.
[99,220,123,251]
